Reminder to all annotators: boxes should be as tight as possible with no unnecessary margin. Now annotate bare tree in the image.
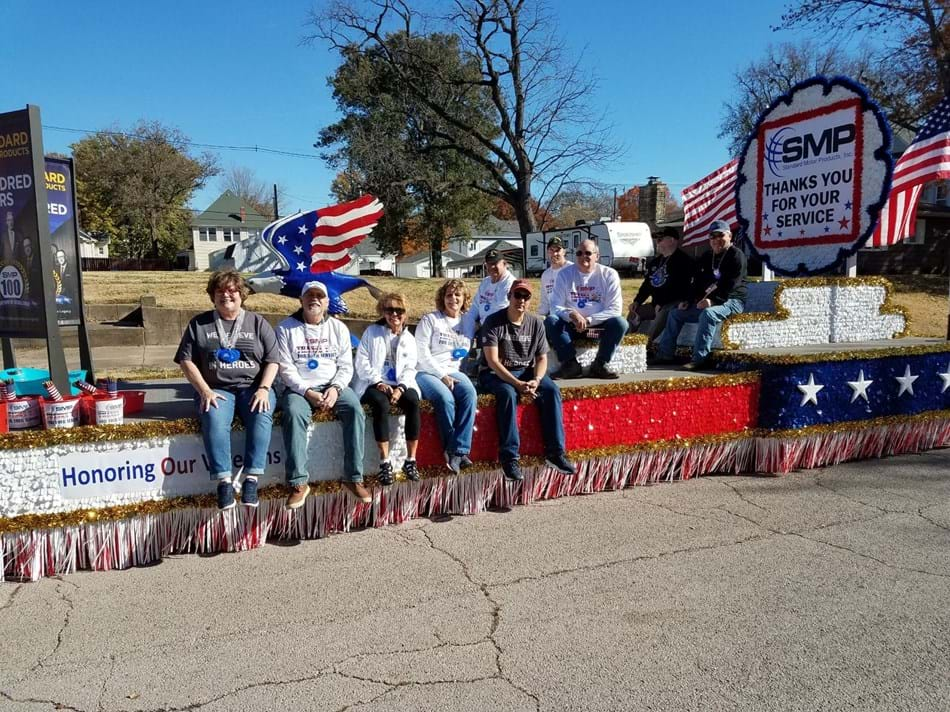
[309,0,620,238]
[718,42,911,156]
[220,165,284,219]
[781,0,950,107]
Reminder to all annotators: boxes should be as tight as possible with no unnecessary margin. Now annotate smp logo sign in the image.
[736,75,893,276]
[766,123,857,177]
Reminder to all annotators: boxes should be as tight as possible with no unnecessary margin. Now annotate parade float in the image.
[2,77,948,582]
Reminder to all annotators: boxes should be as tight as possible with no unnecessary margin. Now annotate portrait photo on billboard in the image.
[45,157,81,325]
[735,75,893,276]
[0,108,46,336]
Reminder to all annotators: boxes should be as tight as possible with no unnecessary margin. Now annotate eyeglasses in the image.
[215,287,240,296]
[383,307,406,315]
[511,291,532,300]
[575,250,595,256]
[710,233,728,239]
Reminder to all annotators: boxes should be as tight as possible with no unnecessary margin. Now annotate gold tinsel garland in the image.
[719,276,911,350]
[2,409,948,535]
[711,340,950,366]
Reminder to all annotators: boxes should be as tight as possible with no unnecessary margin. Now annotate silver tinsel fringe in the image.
[3,423,947,582]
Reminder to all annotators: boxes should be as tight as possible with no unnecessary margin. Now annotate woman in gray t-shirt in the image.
[174,270,278,511]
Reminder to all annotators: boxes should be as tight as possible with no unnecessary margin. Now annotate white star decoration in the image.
[293,245,304,255]
[846,370,873,403]
[277,235,287,245]
[298,225,307,234]
[797,373,824,406]
[894,364,919,397]
[938,363,950,394]
[296,261,306,271]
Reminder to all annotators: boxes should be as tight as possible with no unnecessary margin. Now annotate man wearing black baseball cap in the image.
[628,226,696,349]
[654,220,747,369]
[460,248,515,339]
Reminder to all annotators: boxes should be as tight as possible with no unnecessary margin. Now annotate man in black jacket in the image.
[654,221,746,369]
[628,226,695,349]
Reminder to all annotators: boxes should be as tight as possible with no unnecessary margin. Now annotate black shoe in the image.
[589,360,619,380]
[502,460,523,482]
[458,454,474,470]
[378,461,394,486]
[682,359,711,371]
[545,452,576,475]
[403,459,420,482]
[553,358,583,380]
[647,354,675,366]
[217,481,236,511]
[240,476,259,507]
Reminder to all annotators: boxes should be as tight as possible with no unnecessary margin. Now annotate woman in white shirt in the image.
[353,293,421,485]
[415,279,477,474]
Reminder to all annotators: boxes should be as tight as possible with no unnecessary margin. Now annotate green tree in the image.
[72,122,217,259]
[310,0,618,240]
[319,34,496,276]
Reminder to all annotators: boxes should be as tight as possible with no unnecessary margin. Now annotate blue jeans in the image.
[417,371,476,456]
[478,367,566,464]
[280,387,365,485]
[544,315,629,364]
[656,299,744,363]
[197,387,276,481]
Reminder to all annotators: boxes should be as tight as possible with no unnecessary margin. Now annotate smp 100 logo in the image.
[765,123,856,177]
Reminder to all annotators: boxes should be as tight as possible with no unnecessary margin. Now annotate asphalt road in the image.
[1,449,948,712]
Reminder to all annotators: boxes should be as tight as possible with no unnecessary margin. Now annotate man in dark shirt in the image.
[478,279,575,482]
[628,226,696,349]
[654,221,747,370]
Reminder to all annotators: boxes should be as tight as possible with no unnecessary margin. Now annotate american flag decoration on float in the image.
[266,194,384,274]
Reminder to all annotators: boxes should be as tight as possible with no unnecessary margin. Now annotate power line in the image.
[42,124,323,161]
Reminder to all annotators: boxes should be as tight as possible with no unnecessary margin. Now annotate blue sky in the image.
[4,0,821,216]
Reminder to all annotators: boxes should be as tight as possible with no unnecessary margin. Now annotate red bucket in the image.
[0,401,7,433]
[122,390,146,416]
[41,397,82,429]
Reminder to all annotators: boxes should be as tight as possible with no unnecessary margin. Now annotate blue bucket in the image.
[2,368,88,397]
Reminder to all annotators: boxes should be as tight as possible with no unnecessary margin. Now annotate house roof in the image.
[397,249,467,264]
[446,240,523,269]
[450,217,521,239]
[192,190,273,229]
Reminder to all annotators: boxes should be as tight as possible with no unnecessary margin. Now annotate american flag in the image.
[870,95,950,247]
[681,159,739,247]
[264,194,384,273]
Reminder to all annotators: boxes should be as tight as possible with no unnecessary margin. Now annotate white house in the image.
[394,249,468,279]
[189,191,273,271]
[446,218,522,258]
[78,230,109,259]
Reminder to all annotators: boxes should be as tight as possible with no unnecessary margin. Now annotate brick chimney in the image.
[638,176,669,230]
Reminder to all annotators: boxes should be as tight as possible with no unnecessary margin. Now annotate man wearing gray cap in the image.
[276,280,369,508]
[654,220,747,370]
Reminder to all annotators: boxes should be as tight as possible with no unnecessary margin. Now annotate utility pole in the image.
[613,187,618,221]
[272,184,279,220]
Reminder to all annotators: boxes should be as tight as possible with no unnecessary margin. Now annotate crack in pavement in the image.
[713,478,773,514]
[97,655,117,712]
[917,506,950,533]
[0,583,24,613]
[0,688,83,711]
[416,526,541,712]
[29,580,76,674]
[814,475,905,515]
[786,531,950,580]
[491,532,773,590]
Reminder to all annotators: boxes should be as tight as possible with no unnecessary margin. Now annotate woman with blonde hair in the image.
[352,293,421,484]
[415,279,477,474]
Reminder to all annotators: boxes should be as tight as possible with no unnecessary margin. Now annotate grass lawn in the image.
[81,271,949,337]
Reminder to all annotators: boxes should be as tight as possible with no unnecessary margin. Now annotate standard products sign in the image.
[736,76,893,276]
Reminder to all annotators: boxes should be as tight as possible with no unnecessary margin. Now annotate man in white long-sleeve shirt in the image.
[546,239,628,380]
[538,236,572,317]
[460,249,515,339]
[276,280,369,508]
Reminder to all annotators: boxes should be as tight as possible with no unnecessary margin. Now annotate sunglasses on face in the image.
[384,307,406,315]
[710,233,728,239]
[215,288,240,296]
[575,250,595,256]
[511,291,532,300]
